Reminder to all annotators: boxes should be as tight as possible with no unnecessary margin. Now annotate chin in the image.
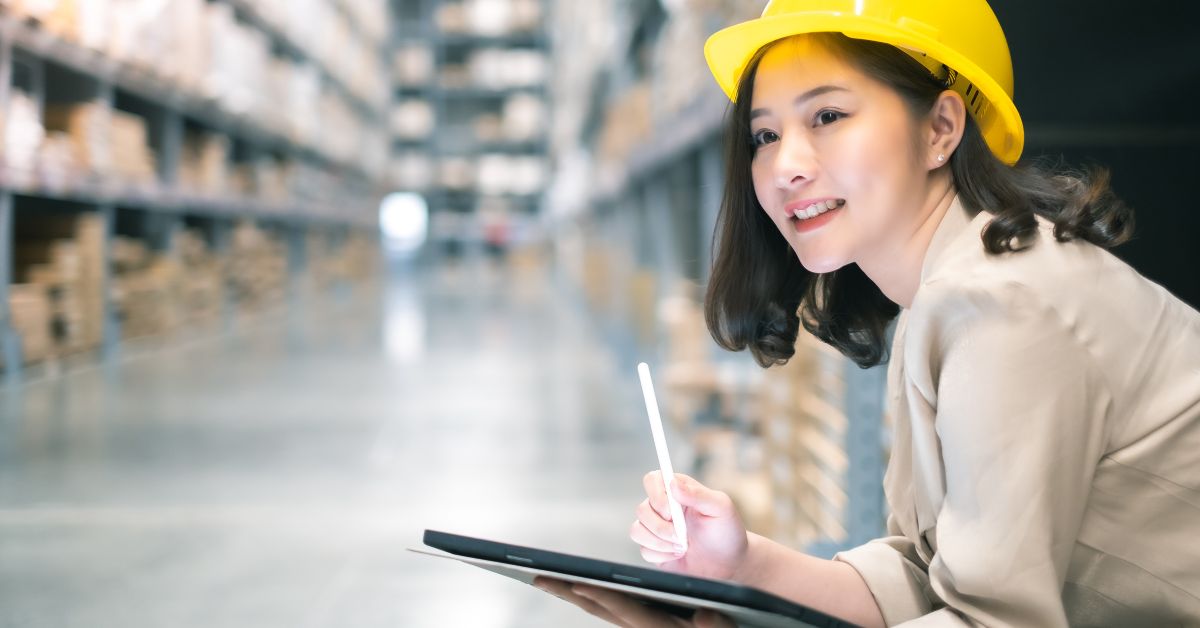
[795,250,849,274]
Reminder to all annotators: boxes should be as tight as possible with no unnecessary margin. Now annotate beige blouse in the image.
[834,195,1200,626]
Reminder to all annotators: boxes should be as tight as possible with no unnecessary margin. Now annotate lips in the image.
[785,198,846,220]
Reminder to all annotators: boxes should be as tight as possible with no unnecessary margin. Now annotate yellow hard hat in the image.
[704,0,1024,164]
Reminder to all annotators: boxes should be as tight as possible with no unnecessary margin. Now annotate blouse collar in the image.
[918,193,986,285]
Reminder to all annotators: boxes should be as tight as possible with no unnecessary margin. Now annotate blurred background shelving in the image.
[1,1,1197,625]
[389,0,550,258]
[0,0,390,381]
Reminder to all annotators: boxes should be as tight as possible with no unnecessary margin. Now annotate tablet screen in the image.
[419,529,859,628]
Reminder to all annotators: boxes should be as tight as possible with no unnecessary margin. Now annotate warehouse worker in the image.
[536,0,1200,625]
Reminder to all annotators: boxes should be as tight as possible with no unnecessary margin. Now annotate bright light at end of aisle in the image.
[379,192,429,254]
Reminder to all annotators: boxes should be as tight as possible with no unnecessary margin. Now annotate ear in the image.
[925,90,966,170]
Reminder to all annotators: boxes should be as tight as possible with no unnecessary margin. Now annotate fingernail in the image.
[674,544,686,554]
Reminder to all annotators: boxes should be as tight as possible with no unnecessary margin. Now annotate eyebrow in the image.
[750,85,849,120]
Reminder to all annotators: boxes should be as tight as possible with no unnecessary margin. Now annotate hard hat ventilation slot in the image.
[963,82,986,118]
[937,66,957,90]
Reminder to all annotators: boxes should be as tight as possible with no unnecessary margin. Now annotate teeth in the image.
[795,199,845,220]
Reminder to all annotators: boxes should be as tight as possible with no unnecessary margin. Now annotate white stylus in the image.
[637,362,688,553]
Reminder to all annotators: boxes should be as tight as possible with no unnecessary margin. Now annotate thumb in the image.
[670,474,731,518]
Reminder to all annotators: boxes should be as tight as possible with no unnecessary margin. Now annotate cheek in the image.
[750,157,775,212]
[825,118,918,217]
[826,125,894,189]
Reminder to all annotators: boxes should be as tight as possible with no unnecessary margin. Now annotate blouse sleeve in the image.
[834,515,939,624]
[840,280,1113,626]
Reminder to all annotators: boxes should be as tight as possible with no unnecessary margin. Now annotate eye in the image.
[751,129,780,147]
[815,109,846,126]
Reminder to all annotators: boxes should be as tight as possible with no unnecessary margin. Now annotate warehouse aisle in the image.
[0,255,656,628]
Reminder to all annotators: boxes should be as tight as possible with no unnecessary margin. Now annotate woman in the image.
[537,0,1200,625]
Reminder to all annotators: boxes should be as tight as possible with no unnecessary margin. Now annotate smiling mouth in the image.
[790,198,845,221]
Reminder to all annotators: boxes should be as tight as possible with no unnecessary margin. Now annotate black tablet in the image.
[412,529,859,628]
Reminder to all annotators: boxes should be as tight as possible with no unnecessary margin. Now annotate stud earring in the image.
[936,154,945,163]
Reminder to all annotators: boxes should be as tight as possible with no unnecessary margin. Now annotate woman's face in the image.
[749,36,932,273]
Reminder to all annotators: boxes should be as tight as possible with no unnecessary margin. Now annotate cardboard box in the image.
[12,212,107,356]
[7,283,53,364]
[43,101,108,169]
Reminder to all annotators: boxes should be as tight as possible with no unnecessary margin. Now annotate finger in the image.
[635,499,679,544]
[642,471,671,520]
[573,584,688,628]
[671,474,734,518]
[658,557,690,573]
[693,609,738,628]
[641,546,686,565]
[534,578,627,626]
[630,519,684,554]
[534,576,573,599]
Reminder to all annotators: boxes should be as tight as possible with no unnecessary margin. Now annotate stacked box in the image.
[660,289,721,429]
[756,343,816,548]
[628,268,657,349]
[3,90,47,176]
[597,83,652,166]
[394,45,434,86]
[435,2,469,34]
[42,101,108,176]
[176,229,223,328]
[390,152,434,190]
[649,8,714,119]
[466,49,547,90]
[12,213,106,357]
[13,0,113,52]
[111,237,183,339]
[109,110,157,186]
[303,229,380,293]
[107,0,205,79]
[178,131,229,195]
[254,158,291,204]
[342,231,380,283]
[752,332,851,549]
[5,284,53,365]
[391,100,435,140]
[475,154,544,196]
[305,231,336,291]
[501,93,543,141]
[36,129,82,188]
[74,214,106,349]
[435,0,542,36]
[227,222,287,310]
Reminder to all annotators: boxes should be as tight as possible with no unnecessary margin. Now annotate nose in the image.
[772,132,816,190]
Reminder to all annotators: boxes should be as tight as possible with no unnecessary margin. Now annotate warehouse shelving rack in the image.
[390,0,551,253]
[223,0,385,124]
[0,3,391,383]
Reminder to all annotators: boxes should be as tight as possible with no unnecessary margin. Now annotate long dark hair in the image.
[705,33,1134,369]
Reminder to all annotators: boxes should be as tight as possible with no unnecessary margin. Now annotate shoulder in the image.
[906,272,1061,366]
[911,210,1127,332]
[904,215,1097,379]
[923,211,1108,298]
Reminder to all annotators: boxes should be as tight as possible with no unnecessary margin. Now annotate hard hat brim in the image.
[704,13,1024,165]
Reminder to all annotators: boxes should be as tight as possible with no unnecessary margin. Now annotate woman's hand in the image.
[633,471,749,581]
[528,473,748,626]
[533,577,735,627]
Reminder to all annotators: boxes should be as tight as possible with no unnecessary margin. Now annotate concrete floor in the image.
[0,256,662,627]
